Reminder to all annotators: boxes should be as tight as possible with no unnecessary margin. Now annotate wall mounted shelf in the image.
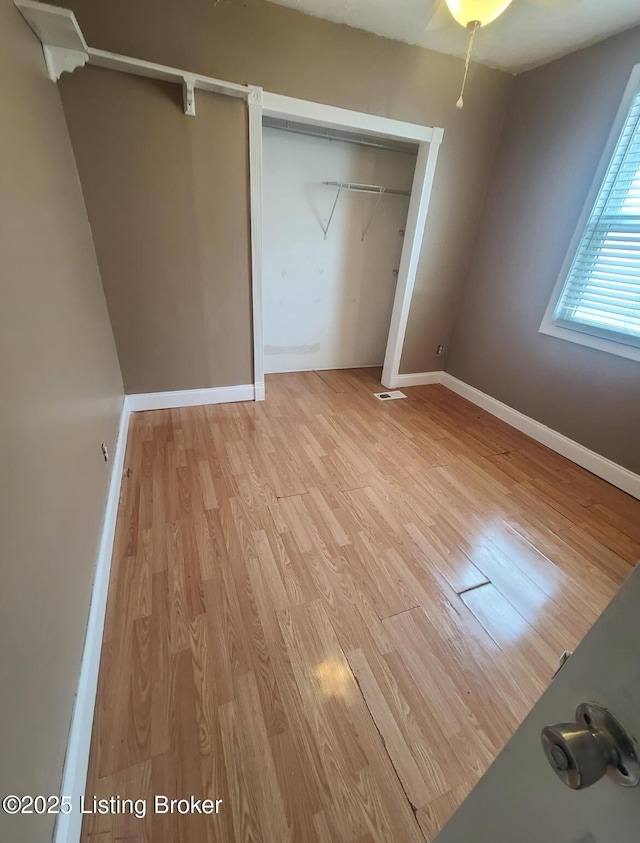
[15,0,251,112]
[17,0,88,81]
[321,181,410,240]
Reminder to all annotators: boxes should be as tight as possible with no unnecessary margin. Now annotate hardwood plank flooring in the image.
[82,368,639,842]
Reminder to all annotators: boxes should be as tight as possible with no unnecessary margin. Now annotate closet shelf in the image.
[321,181,410,240]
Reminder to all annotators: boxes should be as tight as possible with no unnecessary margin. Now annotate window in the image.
[540,67,640,362]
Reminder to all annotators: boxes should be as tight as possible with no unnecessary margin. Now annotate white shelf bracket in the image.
[15,0,89,81]
[321,186,342,239]
[182,76,196,117]
[361,191,384,241]
[42,43,88,81]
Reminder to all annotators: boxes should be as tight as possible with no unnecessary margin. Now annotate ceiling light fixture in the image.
[445,0,515,108]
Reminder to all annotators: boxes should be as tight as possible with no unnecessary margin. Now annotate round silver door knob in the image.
[541,703,640,790]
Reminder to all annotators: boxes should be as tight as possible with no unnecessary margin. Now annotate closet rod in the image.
[323,181,410,197]
[267,121,417,153]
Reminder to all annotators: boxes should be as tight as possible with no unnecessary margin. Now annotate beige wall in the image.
[57,0,514,391]
[446,26,640,474]
[0,5,123,842]
[60,70,252,393]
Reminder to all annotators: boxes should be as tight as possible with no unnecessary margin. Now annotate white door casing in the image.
[256,92,444,396]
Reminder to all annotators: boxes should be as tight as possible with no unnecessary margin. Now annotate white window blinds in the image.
[553,91,640,347]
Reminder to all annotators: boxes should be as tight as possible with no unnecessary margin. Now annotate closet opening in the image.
[261,116,418,379]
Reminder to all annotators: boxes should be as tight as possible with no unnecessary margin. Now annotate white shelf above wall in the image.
[16,0,86,51]
[14,0,250,110]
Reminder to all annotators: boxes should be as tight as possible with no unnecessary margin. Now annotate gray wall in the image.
[55,0,513,392]
[0,4,124,841]
[446,25,640,475]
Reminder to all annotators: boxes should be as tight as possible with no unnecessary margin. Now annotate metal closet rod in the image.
[321,181,410,241]
[323,181,410,197]
[268,121,418,154]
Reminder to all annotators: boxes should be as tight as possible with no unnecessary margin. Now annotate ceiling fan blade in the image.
[424,0,453,31]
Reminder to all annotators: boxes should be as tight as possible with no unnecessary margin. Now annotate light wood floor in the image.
[83,368,640,843]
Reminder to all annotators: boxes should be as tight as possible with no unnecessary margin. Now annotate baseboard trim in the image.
[440,373,640,501]
[386,371,443,388]
[54,398,130,843]
[125,383,256,412]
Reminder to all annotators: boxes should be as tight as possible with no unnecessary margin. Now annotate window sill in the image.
[539,320,640,363]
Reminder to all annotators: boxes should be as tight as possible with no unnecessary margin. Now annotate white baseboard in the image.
[440,373,640,501]
[54,398,130,843]
[125,383,256,412]
[255,381,265,402]
[385,371,443,388]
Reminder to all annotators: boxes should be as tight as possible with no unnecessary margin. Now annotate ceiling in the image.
[264,0,640,72]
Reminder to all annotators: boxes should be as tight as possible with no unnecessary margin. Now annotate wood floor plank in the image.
[461,583,556,696]
[81,369,640,843]
[347,645,450,805]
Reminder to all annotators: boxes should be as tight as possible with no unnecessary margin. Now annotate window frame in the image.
[539,63,640,364]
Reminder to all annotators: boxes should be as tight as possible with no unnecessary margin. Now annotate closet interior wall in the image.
[263,125,417,374]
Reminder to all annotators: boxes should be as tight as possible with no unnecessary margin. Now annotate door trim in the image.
[250,91,444,396]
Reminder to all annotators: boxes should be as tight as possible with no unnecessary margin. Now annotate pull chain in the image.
[456,21,480,110]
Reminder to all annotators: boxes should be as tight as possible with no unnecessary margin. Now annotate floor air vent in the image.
[374,390,407,401]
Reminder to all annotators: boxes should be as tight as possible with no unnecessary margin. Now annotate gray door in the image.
[435,562,640,843]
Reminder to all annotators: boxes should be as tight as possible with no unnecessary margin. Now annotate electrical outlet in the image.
[436,344,445,356]
[101,442,109,463]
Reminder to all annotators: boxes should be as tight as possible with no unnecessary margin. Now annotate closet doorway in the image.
[262,119,417,375]
[250,93,443,396]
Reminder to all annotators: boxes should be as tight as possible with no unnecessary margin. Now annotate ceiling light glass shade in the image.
[445,0,514,27]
